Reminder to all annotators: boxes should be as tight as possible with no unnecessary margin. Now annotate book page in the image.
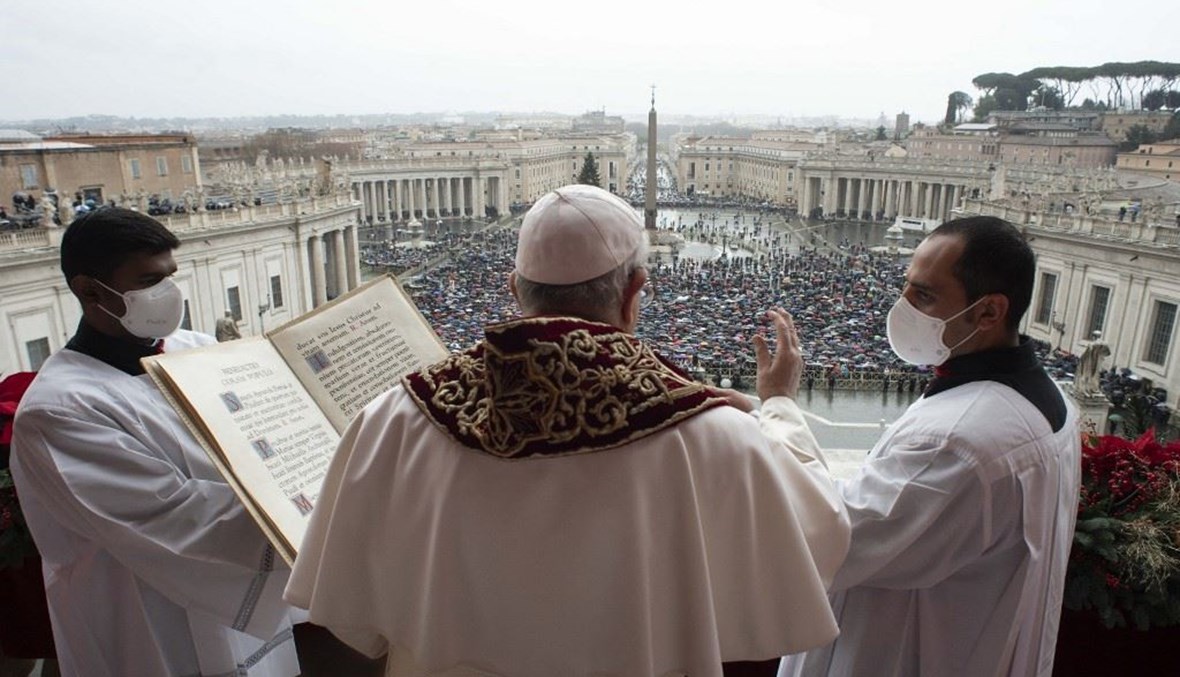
[144,338,341,564]
[268,275,449,433]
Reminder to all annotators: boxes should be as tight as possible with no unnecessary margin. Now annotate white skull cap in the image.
[515,184,644,285]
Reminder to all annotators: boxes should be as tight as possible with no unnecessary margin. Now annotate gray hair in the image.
[515,237,649,318]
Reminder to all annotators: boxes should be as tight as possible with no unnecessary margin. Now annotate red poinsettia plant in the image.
[1065,429,1180,629]
[1,372,37,570]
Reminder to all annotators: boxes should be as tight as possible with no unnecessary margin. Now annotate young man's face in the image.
[85,249,179,339]
[902,234,978,351]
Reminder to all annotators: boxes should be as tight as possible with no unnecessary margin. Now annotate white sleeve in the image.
[13,406,291,641]
[757,396,850,588]
[829,433,1000,592]
[285,405,389,659]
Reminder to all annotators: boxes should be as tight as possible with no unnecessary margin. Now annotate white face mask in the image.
[886,294,985,366]
[94,277,185,339]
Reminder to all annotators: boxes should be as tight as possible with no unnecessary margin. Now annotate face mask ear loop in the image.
[90,277,127,321]
[942,296,988,355]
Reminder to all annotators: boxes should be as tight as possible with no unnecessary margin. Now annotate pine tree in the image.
[577,152,601,186]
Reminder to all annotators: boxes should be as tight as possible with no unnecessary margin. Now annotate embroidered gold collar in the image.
[403,316,728,459]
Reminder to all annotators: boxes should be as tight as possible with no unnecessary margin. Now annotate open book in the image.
[143,275,449,565]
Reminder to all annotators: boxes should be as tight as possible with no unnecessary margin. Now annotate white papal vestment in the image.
[287,386,849,677]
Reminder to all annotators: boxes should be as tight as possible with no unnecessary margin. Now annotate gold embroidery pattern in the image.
[403,317,727,459]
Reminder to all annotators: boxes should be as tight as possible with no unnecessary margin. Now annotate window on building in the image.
[1144,300,1177,366]
[227,286,242,321]
[1085,286,1110,339]
[19,164,39,189]
[1034,272,1057,325]
[270,275,284,309]
[181,155,193,174]
[155,157,168,176]
[26,338,51,371]
[130,158,142,179]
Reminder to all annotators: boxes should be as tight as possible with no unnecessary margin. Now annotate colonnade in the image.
[800,175,974,223]
[352,176,507,224]
[304,224,361,307]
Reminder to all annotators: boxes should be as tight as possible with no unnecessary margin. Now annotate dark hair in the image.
[60,207,180,282]
[930,216,1034,331]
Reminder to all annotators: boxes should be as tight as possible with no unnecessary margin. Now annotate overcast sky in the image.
[4,0,1175,125]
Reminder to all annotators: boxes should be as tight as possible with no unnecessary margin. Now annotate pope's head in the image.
[510,185,650,333]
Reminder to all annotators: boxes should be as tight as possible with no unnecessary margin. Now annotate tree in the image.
[1143,88,1169,111]
[1119,124,1159,152]
[945,91,973,125]
[1167,91,1180,110]
[1163,112,1180,141]
[971,72,1038,110]
[577,152,601,186]
[972,94,998,122]
[875,126,887,141]
[1033,85,1064,110]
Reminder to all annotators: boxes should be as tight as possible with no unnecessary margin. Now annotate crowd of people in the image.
[387,213,1081,393]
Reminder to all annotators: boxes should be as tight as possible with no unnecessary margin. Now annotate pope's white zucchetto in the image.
[514,184,645,285]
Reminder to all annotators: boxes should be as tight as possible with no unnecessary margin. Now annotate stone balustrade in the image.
[0,192,358,253]
[964,199,1180,247]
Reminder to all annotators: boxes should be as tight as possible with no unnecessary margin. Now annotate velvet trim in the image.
[403,317,729,459]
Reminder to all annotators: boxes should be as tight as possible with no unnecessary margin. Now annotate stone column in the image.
[857,179,868,219]
[376,180,387,221]
[924,182,935,219]
[367,181,378,221]
[344,225,359,291]
[407,179,417,223]
[426,179,436,219]
[452,178,461,216]
[885,180,896,217]
[420,178,429,220]
[310,234,327,307]
[333,229,348,296]
[460,176,469,219]
[439,177,449,217]
[474,176,483,219]
[497,177,507,218]
[389,180,400,222]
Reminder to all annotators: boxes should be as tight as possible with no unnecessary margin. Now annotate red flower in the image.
[0,371,37,447]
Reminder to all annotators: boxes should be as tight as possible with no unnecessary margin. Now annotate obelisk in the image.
[645,85,657,231]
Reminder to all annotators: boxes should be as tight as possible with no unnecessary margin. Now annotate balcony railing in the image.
[0,191,358,253]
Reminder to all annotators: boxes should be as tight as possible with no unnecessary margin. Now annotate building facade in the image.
[675,136,821,203]
[341,132,633,225]
[964,198,1180,409]
[1116,140,1180,182]
[906,124,1116,168]
[0,192,362,376]
[1100,110,1176,143]
[2,132,202,209]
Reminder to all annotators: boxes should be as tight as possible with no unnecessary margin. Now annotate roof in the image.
[0,129,41,143]
[954,123,996,132]
[0,140,94,152]
[1002,135,1117,147]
